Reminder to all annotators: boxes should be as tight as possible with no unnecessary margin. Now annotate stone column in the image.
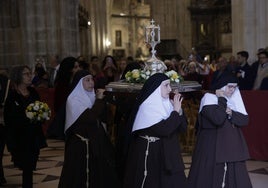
[177,0,192,58]
[232,0,268,63]
[46,0,61,57]
[88,0,108,59]
[20,0,64,67]
[0,0,80,68]
[59,0,80,58]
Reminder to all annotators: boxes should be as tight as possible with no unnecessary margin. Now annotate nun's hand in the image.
[96,89,105,99]
[216,89,225,97]
[172,93,183,113]
[226,107,232,116]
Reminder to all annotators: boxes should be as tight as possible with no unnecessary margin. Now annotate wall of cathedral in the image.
[146,0,193,59]
[0,0,80,69]
[105,0,194,61]
[175,0,193,58]
[85,0,110,60]
[0,0,267,69]
[110,2,151,60]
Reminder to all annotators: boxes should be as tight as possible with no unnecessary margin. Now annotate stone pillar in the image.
[0,0,80,68]
[147,0,192,59]
[59,0,80,58]
[0,0,22,68]
[232,0,268,63]
[22,0,49,67]
[88,0,108,59]
[46,0,62,57]
[177,0,192,58]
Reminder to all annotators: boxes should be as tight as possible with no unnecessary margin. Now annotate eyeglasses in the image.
[227,85,237,89]
[22,72,32,76]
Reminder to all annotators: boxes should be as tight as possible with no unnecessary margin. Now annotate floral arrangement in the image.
[25,101,51,123]
[125,69,183,83]
[125,69,151,83]
[165,70,184,83]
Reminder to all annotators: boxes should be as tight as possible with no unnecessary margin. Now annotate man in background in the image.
[48,55,61,87]
[236,51,255,90]
[253,50,268,90]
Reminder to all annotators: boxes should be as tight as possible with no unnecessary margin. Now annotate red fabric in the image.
[36,88,55,135]
[241,90,268,161]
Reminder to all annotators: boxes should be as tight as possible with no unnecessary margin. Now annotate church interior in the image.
[0,0,267,187]
[0,0,267,67]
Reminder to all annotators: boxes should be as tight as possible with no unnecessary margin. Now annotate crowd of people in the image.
[0,46,267,187]
[163,48,268,91]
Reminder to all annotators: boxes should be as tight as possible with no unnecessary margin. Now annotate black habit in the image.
[187,97,252,188]
[58,99,119,188]
[123,111,187,188]
[123,73,188,188]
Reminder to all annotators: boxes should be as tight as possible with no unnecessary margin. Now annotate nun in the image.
[123,73,188,188]
[58,70,119,188]
[187,74,252,188]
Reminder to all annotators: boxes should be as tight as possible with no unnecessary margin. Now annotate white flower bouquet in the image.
[165,70,184,83]
[125,69,183,83]
[125,69,153,83]
[25,101,51,123]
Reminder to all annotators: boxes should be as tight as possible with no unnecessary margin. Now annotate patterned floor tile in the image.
[1,139,267,188]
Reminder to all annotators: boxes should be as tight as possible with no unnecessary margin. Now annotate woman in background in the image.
[4,65,47,188]
[47,56,79,140]
[101,55,118,82]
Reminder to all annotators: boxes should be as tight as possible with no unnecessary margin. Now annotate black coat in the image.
[260,77,268,90]
[236,63,255,90]
[187,97,252,188]
[4,87,47,170]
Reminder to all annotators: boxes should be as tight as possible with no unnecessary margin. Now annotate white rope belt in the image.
[76,134,90,188]
[139,135,160,188]
[222,162,228,188]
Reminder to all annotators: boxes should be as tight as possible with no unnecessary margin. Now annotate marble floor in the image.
[1,139,268,188]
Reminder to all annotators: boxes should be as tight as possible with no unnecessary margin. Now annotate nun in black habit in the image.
[187,74,252,188]
[123,73,188,188]
[58,70,119,188]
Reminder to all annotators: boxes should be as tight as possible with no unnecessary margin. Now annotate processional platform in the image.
[105,80,202,94]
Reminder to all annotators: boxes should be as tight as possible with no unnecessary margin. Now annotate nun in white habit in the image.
[123,73,188,188]
[187,73,252,188]
[58,70,119,188]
